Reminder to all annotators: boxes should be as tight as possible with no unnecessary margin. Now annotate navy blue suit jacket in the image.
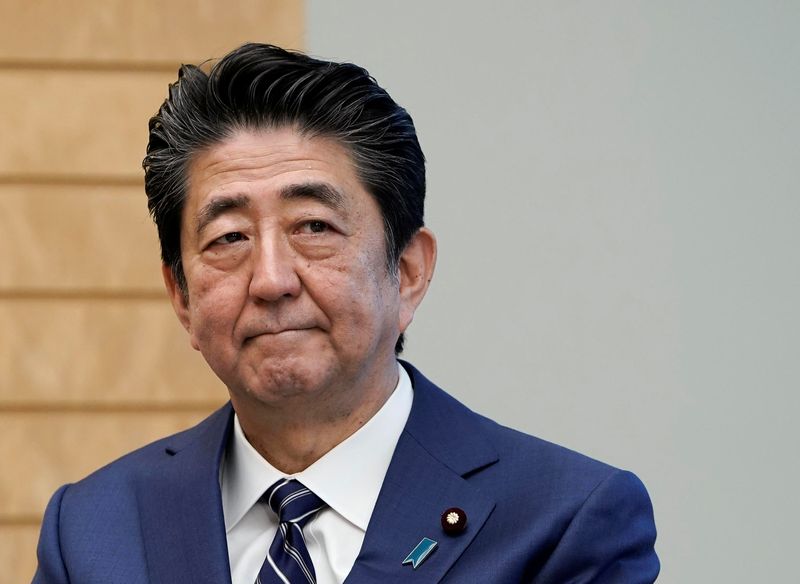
[34,362,659,583]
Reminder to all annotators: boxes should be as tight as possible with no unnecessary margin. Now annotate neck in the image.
[232,363,399,474]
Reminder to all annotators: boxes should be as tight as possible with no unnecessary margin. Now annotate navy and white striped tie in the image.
[256,479,326,584]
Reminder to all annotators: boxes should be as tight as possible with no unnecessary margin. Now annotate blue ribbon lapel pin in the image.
[402,537,438,569]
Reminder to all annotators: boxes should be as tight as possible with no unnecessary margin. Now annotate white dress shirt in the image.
[221,363,413,584]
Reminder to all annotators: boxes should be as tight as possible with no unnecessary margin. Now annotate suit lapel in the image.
[345,363,499,583]
[137,404,234,584]
[131,365,496,584]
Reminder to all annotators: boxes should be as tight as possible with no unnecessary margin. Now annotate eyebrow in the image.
[280,182,345,210]
[195,194,251,235]
[194,183,346,235]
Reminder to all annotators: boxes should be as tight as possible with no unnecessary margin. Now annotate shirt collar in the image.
[221,362,413,533]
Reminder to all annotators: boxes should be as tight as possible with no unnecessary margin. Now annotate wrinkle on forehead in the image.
[189,129,354,186]
[183,127,374,239]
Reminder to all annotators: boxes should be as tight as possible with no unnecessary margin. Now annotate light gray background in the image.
[308,1,799,582]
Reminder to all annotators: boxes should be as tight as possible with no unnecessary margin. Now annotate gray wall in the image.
[307,1,799,581]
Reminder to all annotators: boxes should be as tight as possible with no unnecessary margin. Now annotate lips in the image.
[241,326,316,344]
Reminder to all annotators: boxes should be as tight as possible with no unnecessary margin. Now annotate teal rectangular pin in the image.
[402,537,438,569]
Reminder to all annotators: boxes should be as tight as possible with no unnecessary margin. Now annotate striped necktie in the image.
[256,478,327,584]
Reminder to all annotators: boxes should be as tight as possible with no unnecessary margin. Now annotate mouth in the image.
[243,327,315,344]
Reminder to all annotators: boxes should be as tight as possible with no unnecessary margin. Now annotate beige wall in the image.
[0,1,303,581]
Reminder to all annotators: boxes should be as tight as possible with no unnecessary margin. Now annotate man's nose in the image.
[248,235,302,301]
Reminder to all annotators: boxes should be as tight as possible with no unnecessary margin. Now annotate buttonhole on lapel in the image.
[165,447,177,456]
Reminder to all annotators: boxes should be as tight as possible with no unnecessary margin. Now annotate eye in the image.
[301,220,330,234]
[213,232,246,245]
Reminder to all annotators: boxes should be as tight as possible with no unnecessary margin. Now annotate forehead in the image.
[188,127,358,192]
[183,127,370,224]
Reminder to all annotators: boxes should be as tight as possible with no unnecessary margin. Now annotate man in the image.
[33,43,659,583]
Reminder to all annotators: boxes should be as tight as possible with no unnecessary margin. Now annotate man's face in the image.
[166,127,411,410]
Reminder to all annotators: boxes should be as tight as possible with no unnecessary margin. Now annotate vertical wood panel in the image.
[0,186,162,291]
[0,70,174,177]
[0,0,303,64]
[0,301,225,405]
[0,412,215,518]
[3,2,305,579]
[0,526,40,584]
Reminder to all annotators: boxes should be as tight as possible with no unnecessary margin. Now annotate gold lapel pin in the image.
[441,507,467,535]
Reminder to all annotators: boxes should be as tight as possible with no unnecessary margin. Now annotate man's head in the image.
[143,44,436,415]
[143,43,426,353]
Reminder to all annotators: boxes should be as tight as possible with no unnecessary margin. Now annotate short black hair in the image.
[143,43,426,353]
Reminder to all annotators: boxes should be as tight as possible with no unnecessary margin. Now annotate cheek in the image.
[187,275,247,341]
[343,256,399,331]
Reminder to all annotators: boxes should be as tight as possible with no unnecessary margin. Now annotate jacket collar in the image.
[344,361,499,583]
[137,403,234,584]
[136,361,499,584]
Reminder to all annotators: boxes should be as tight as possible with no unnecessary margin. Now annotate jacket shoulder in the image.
[479,413,619,486]
[400,363,659,581]
[60,402,231,500]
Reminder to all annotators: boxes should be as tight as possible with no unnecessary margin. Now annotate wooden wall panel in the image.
[2,1,304,578]
[0,70,174,178]
[0,526,39,584]
[0,0,303,66]
[0,412,213,519]
[0,185,162,291]
[0,301,225,405]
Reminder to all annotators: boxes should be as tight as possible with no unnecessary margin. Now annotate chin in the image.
[237,357,338,404]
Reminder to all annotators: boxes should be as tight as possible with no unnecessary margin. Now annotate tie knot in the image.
[264,479,326,526]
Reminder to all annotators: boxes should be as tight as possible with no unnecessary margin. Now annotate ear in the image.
[162,263,199,351]
[397,227,437,333]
